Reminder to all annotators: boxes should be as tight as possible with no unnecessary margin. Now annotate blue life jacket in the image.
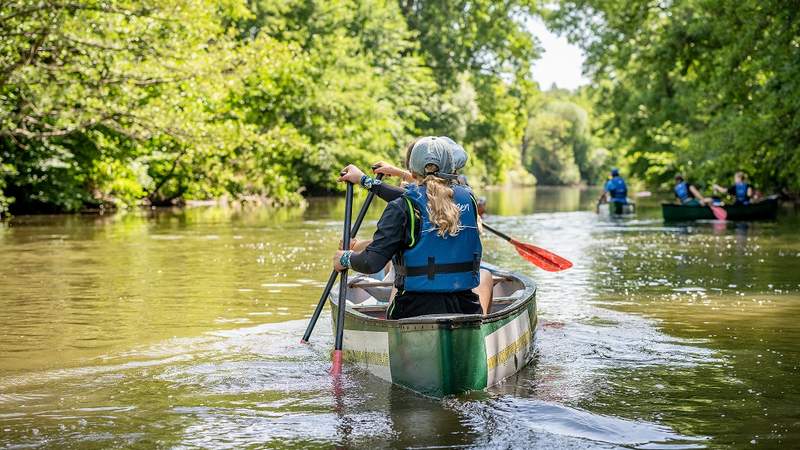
[674,181,691,202]
[396,184,481,293]
[734,182,750,204]
[605,176,628,203]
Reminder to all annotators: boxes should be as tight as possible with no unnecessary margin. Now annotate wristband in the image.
[359,175,382,190]
[339,250,353,269]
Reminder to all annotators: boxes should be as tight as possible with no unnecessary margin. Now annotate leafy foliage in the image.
[236,0,437,194]
[400,0,542,184]
[0,0,545,215]
[1,0,256,212]
[549,0,800,193]
[522,90,609,185]
[4,0,797,215]
[525,109,581,185]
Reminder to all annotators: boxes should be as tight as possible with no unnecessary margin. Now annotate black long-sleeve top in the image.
[369,181,404,202]
[350,180,482,319]
[348,182,413,274]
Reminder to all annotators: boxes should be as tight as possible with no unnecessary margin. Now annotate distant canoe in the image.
[598,202,635,217]
[329,265,537,397]
[662,198,779,221]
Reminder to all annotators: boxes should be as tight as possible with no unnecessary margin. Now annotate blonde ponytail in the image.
[420,164,461,237]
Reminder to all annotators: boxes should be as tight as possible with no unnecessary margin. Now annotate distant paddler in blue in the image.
[673,174,710,206]
[712,172,754,205]
[596,168,629,214]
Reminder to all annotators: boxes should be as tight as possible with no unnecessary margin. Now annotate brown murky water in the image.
[1,187,799,448]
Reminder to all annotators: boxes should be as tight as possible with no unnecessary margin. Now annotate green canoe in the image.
[329,265,537,397]
[662,197,779,221]
[598,201,636,217]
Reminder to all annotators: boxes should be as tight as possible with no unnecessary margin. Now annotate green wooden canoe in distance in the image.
[662,197,779,221]
[329,266,537,398]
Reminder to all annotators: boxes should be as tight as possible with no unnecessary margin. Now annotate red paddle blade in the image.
[330,349,343,375]
[511,240,573,272]
[710,205,727,220]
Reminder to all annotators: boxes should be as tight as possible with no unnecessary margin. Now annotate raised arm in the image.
[373,162,413,183]
[689,184,709,204]
[333,199,408,274]
[338,164,405,203]
[369,182,404,202]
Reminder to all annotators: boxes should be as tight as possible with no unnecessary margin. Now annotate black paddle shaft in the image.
[482,223,513,242]
[333,182,354,352]
[301,173,384,343]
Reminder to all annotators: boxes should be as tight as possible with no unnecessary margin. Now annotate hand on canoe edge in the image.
[338,165,365,184]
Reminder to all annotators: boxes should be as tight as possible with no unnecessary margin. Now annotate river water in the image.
[1,187,799,449]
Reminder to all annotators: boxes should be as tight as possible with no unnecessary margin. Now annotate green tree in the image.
[524,108,581,185]
[522,98,599,185]
[0,0,553,215]
[233,0,437,193]
[399,0,539,86]
[0,0,256,212]
[549,0,800,193]
[399,0,541,184]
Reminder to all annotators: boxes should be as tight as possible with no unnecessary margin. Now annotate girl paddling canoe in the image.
[673,174,710,206]
[332,137,484,319]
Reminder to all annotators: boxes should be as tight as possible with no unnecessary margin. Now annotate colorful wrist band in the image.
[339,250,353,269]
[359,175,382,190]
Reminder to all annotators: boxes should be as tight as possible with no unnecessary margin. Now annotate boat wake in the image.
[449,397,707,449]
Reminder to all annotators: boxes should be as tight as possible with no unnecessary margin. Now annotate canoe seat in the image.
[347,276,393,303]
[361,286,392,302]
[343,272,528,318]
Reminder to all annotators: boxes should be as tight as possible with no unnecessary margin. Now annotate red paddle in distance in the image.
[709,204,727,220]
[482,223,572,272]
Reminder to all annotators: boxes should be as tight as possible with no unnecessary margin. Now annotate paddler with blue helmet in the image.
[334,137,484,319]
[596,167,629,214]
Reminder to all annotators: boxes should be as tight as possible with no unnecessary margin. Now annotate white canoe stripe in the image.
[485,313,532,386]
[342,330,392,382]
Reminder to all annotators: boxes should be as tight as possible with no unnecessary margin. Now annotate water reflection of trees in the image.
[483,186,602,216]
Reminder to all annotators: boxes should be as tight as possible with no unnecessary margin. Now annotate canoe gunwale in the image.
[330,269,537,329]
[661,197,779,221]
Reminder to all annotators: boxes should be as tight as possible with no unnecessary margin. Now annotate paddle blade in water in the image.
[710,205,727,220]
[511,240,573,272]
[330,349,343,375]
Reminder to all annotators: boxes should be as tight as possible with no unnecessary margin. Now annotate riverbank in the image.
[3,182,798,222]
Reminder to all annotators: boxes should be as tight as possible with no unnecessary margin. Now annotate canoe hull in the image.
[330,272,537,397]
[662,198,779,221]
[599,202,635,217]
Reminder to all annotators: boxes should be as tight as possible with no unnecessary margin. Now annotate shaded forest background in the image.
[1,0,797,215]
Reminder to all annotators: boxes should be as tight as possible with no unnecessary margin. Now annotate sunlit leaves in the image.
[549,0,800,192]
[0,0,548,215]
